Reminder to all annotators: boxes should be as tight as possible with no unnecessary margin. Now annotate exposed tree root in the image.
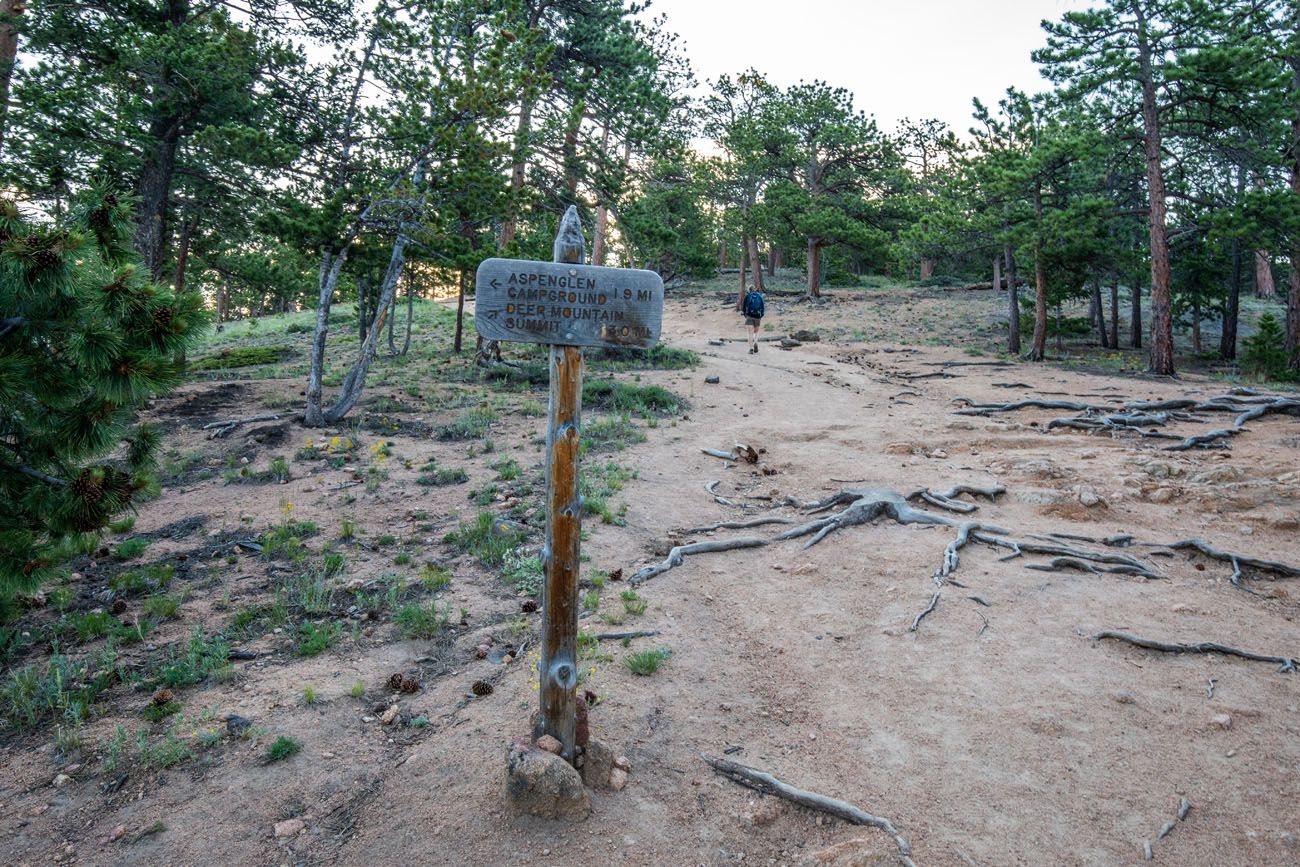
[595,630,658,641]
[628,537,767,585]
[1092,630,1296,673]
[962,392,1299,451]
[1023,558,1156,578]
[909,592,939,631]
[700,753,913,864]
[686,516,795,533]
[1155,538,1300,579]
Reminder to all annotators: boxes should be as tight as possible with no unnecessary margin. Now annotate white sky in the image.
[642,0,1094,138]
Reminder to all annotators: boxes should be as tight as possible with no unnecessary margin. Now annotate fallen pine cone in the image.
[608,569,623,582]
[387,673,404,691]
[521,598,538,613]
[471,680,493,697]
[111,599,127,615]
[399,676,420,694]
[151,688,174,706]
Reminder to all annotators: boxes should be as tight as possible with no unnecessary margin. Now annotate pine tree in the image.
[1241,312,1290,380]
[0,188,205,602]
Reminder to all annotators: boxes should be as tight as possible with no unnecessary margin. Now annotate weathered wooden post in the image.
[539,207,585,763]
[476,206,664,774]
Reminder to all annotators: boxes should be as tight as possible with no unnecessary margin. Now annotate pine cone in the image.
[33,247,60,269]
[387,672,404,691]
[399,676,420,694]
[470,680,493,697]
[151,688,174,706]
[89,207,111,231]
[152,307,174,329]
[71,469,105,505]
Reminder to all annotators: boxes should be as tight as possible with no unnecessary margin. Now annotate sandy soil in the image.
[2,286,1299,867]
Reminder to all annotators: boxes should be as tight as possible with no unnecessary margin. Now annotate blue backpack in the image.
[743,291,765,318]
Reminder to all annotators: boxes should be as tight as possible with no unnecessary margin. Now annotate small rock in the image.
[580,737,616,788]
[791,330,821,342]
[1079,489,1105,508]
[607,767,629,791]
[1111,690,1136,705]
[52,773,71,788]
[704,376,720,384]
[613,755,631,772]
[110,824,126,842]
[1210,713,1232,730]
[361,715,376,723]
[929,449,948,459]
[536,735,563,755]
[1149,487,1177,504]
[381,705,400,725]
[274,818,305,838]
[883,442,914,456]
[505,741,591,820]
[226,715,253,737]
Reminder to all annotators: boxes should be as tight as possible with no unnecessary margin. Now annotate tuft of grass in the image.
[395,601,451,640]
[190,345,293,371]
[501,549,543,596]
[444,512,524,567]
[623,647,671,676]
[417,466,469,486]
[302,685,317,705]
[582,379,685,416]
[435,407,497,440]
[143,594,179,620]
[583,414,645,452]
[295,621,340,657]
[143,700,182,722]
[113,538,150,560]
[265,735,302,762]
[108,515,137,534]
[420,563,452,591]
[144,628,229,689]
[620,589,647,616]
[350,680,365,698]
[110,563,175,595]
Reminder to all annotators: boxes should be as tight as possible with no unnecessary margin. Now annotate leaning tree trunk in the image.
[1005,246,1020,355]
[1135,13,1175,375]
[400,271,414,356]
[324,231,410,423]
[304,246,351,427]
[386,272,400,355]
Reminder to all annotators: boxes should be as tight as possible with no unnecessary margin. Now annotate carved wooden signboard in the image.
[476,207,663,768]
[473,258,664,349]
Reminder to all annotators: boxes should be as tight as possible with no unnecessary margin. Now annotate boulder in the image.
[505,741,591,820]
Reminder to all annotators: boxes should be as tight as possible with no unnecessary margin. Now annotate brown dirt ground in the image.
[3,286,1299,867]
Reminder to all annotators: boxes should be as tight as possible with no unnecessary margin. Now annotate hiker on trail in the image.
[742,288,765,354]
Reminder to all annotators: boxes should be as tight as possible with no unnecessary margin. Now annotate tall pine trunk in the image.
[768,246,779,277]
[1191,295,1201,354]
[499,98,535,249]
[1091,279,1109,348]
[736,240,749,312]
[806,239,822,298]
[1255,251,1276,298]
[1135,8,1175,375]
[1288,16,1300,370]
[172,211,197,293]
[1109,277,1120,349]
[454,270,467,353]
[304,247,351,426]
[748,237,765,293]
[992,256,1001,293]
[1028,182,1048,361]
[135,122,180,279]
[1005,246,1021,355]
[1222,234,1242,360]
[1131,283,1143,349]
[0,0,22,155]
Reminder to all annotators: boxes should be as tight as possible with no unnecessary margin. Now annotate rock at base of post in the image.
[578,737,631,791]
[505,740,591,820]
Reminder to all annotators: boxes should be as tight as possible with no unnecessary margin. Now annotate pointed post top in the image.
[553,205,586,265]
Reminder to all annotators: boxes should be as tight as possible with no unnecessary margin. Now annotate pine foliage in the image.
[0,189,206,600]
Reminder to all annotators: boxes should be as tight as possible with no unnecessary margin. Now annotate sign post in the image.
[476,206,663,765]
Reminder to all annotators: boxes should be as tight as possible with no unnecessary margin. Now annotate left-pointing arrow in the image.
[490,278,501,289]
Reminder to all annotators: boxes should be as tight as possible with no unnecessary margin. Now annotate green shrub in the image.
[444,512,524,566]
[295,621,340,657]
[1242,313,1295,380]
[624,647,671,676]
[190,345,292,370]
[395,601,451,639]
[265,735,301,762]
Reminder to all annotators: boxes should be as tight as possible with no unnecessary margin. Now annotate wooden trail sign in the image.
[474,259,663,349]
[476,207,663,765]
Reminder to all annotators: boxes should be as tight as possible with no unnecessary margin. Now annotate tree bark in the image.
[1109,276,1120,349]
[768,246,779,277]
[1254,250,1275,298]
[1191,295,1201,354]
[738,239,749,310]
[499,98,535,249]
[401,271,414,356]
[1131,283,1143,349]
[304,247,350,426]
[1223,235,1243,359]
[1091,279,1110,348]
[1028,182,1048,361]
[748,237,765,293]
[324,231,410,423]
[454,270,467,353]
[806,239,822,298]
[1005,245,1021,355]
[0,0,22,155]
[992,256,1001,293]
[134,121,180,280]
[1289,13,1300,370]
[1133,2,1175,374]
[172,210,197,294]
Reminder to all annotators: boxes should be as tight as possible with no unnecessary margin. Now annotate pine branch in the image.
[0,463,69,487]
[0,317,24,339]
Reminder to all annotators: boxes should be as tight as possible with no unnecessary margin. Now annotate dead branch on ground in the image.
[700,753,912,863]
[686,516,795,533]
[202,413,282,438]
[909,592,940,631]
[628,537,767,586]
[1091,630,1296,673]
